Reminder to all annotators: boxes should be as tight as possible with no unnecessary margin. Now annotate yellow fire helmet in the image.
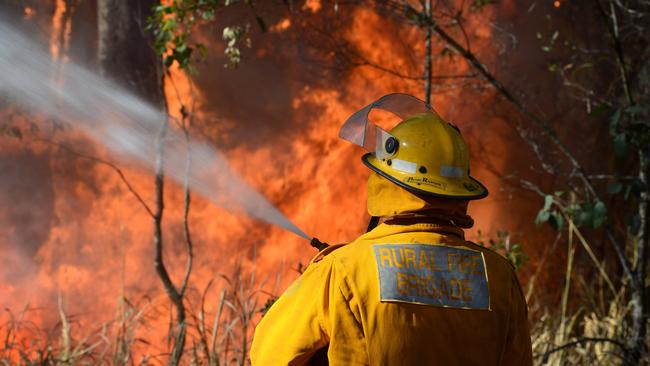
[339,93,488,200]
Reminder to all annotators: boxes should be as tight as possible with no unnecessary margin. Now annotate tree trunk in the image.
[97,0,163,106]
[628,148,648,365]
[624,28,650,366]
[97,2,188,365]
[423,0,432,104]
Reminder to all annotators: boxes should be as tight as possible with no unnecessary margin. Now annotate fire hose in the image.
[309,237,329,251]
[308,216,379,251]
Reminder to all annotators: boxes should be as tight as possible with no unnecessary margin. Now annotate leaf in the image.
[607,182,623,194]
[624,184,632,200]
[626,214,641,235]
[404,6,421,24]
[196,43,208,59]
[469,0,496,12]
[625,106,643,114]
[549,211,564,231]
[255,15,267,32]
[613,133,628,158]
[630,179,645,196]
[609,108,622,133]
[543,195,554,210]
[535,209,551,226]
[589,103,611,117]
[592,201,607,228]
[202,9,215,20]
[550,31,559,44]
[175,43,187,53]
[164,56,175,68]
[570,203,590,227]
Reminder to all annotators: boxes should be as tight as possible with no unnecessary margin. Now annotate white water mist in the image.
[0,21,310,240]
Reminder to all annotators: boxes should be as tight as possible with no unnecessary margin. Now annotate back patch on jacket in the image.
[373,244,490,310]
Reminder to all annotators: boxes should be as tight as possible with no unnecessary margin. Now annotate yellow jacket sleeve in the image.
[250,254,368,366]
[499,270,533,365]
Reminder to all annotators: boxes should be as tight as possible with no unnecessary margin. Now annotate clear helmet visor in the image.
[339,93,436,159]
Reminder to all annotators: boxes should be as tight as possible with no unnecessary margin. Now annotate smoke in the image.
[0,20,310,241]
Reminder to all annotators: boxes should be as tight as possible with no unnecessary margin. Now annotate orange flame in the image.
[0,1,533,363]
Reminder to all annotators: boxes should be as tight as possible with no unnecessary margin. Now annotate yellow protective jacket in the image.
[250,220,532,365]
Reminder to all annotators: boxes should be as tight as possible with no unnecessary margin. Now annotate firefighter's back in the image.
[326,223,532,365]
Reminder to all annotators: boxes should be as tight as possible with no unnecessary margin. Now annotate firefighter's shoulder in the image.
[310,243,348,264]
[463,240,519,272]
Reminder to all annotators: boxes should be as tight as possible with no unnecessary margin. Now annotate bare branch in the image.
[348,49,477,81]
[606,228,634,283]
[40,138,154,218]
[373,2,642,284]
[304,13,477,83]
[518,179,550,199]
[538,337,627,364]
[453,11,471,53]
[179,92,195,298]
[152,92,186,364]
[381,0,599,199]
[514,125,557,176]
[596,0,635,106]
[424,0,433,103]
[520,178,634,288]
[587,174,636,180]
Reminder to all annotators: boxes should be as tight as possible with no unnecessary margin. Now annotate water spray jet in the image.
[0,21,324,246]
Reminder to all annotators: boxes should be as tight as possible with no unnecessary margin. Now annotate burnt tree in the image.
[97,1,191,365]
[97,0,163,104]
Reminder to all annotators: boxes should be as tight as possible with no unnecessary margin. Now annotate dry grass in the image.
[6,288,645,365]
[526,234,649,366]
[0,261,269,366]
[530,293,636,365]
[2,251,648,366]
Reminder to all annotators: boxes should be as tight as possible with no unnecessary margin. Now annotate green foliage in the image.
[146,0,257,70]
[607,181,622,194]
[568,200,607,228]
[223,25,251,69]
[477,230,528,270]
[535,193,608,230]
[147,2,201,70]
[586,104,650,225]
[626,213,641,235]
[469,0,496,12]
[605,105,650,157]
[589,102,612,117]
[404,4,429,26]
[611,177,646,201]
[538,30,560,53]
[535,194,564,231]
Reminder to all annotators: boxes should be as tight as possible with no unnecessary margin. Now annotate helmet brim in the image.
[362,153,488,200]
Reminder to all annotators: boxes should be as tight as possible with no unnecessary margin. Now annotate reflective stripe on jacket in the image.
[250,221,533,365]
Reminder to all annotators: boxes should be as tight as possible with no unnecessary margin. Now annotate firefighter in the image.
[250,94,533,365]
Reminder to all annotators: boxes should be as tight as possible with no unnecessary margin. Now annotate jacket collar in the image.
[357,218,465,242]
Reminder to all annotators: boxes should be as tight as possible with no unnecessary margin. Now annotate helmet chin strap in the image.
[366,216,380,232]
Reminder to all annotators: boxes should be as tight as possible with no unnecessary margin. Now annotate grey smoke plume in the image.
[0,21,310,240]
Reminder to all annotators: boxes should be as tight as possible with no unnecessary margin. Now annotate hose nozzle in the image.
[310,237,329,251]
